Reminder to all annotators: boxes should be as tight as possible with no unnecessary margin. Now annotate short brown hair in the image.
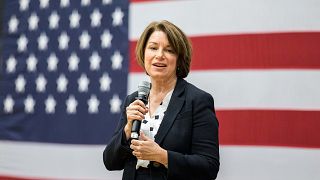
[135,20,192,78]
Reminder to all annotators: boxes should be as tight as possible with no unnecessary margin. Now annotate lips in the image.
[153,63,166,67]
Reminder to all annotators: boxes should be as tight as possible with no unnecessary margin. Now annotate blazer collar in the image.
[154,78,187,144]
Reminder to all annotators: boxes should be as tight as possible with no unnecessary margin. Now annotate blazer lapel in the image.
[155,78,187,145]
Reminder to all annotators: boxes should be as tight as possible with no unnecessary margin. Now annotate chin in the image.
[149,74,166,80]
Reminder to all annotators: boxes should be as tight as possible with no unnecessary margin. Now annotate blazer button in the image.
[152,162,161,167]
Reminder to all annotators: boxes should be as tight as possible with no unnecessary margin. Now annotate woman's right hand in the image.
[124,99,148,140]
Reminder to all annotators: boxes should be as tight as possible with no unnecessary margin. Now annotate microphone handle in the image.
[131,120,141,140]
[130,97,147,140]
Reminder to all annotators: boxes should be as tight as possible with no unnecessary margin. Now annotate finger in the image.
[139,131,148,141]
[130,142,140,151]
[130,144,137,151]
[131,139,140,146]
[127,110,144,117]
[128,113,144,121]
[139,131,151,141]
[129,100,146,110]
[133,99,146,108]
[133,104,148,114]
[126,109,146,121]
[127,105,147,115]
[132,151,142,159]
[132,150,139,157]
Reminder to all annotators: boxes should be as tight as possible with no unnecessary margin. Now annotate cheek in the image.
[144,51,153,63]
[143,56,152,71]
[169,57,178,69]
[144,54,151,63]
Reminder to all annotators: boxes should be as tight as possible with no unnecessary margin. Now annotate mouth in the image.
[152,63,167,68]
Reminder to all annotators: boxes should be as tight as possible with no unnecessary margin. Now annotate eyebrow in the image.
[147,42,172,48]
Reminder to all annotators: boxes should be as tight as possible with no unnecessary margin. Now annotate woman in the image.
[103,20,219,180]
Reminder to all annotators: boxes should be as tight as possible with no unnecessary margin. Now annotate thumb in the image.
[139,131,151,141]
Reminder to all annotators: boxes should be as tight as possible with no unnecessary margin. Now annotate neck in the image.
[150,77,177,96]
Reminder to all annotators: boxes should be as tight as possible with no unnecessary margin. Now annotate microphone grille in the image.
[138,81,151,96]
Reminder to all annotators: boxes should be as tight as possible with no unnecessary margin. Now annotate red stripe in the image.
[0,176,50,180]
[130,32,320,72]
[217,110,320,148]
[0,176,86,180]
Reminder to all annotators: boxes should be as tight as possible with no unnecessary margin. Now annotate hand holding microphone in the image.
[125,81,151,140]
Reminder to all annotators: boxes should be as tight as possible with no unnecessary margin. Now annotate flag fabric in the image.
[1,0,320,180]
[0,0,129,145]
[1,0,128,179]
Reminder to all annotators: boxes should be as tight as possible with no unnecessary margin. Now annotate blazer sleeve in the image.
[167,91,220,179]
[103,94,134,170]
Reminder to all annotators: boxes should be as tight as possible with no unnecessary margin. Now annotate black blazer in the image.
[103,78,219,180]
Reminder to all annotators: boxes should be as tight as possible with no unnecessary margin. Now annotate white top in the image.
[136,89,174,169]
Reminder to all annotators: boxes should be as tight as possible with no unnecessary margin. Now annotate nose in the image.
[155,49,164,59]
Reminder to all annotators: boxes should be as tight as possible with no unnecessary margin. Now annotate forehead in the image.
[147,30,169,43]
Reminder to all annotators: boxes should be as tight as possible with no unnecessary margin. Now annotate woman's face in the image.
[144,31,178,81]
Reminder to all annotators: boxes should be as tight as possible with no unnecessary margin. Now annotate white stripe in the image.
[1,141,319,180]
[128,70,320,110]
[217,146,320,180]
[129,0,320,40]
[0,141,122,180]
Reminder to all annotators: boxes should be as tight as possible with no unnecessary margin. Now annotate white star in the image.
[100,73,111,92]
[69,10,81,28]
[45,95,56,114]
[8,16,19,33]
[20,0,29,11]
[15,75,26,93]
[57,74,68,92]
[87,95,99,113]
[109,94,122,113]
[89,51,101,71]
[38,32,49,50]
[68,53,79,71]
[101,30,113,48]
[102,0,112,5]
[48,11,60,29]
[58,31,69,50]
[28,13,39,31]
[4,95,14,113]
[47,53,59,71]
[60,0,70,8]
[39,0,50,9]
[27,54,38,72]
[17,34,28,52]
[6,55,17,73]
[112,7,124,26]
[24,95,35,114]
[79,31,91,49]
[66,95,78,114]
[111,50,123,70]
[36,74,47,92]
[90,9,102,27]
[81,0,91,6]
[78,74,89,92]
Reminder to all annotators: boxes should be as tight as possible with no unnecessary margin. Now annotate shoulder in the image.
[180,80,214,109]
[127,91,138,99]
[183,79,213,101]
[123,91,138,106]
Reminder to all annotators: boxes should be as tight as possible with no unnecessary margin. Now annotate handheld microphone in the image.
[130,81,151,140]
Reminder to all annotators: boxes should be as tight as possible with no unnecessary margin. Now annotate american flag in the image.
[1,0,128,179]
[1,0,320,180]
[0,0,128,144]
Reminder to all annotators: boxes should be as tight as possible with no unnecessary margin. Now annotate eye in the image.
[148,46,157,50]
[166,48,175,54]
